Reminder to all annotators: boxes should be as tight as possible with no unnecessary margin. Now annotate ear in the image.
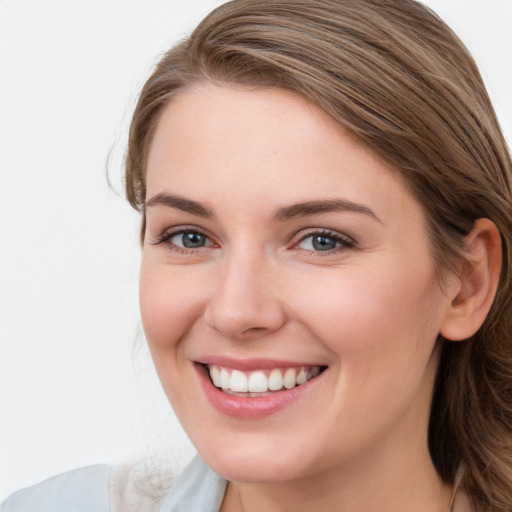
[440,218,502,341]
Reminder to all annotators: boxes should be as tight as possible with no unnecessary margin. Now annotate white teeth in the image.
[230,370,248,392]
[207,365,323,394]
[296,368,308,385]
[210,366,221,387]
[283,368,296,389]
[220,368,230,389]
[268,369,283,391]
[248,371,268,392]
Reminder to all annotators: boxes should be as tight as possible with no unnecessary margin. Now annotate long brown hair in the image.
[125,1,512,509]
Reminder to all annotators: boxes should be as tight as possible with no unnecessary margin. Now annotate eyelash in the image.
[294,229,356,255]
[151,227,356,255]
[151,226,214,254]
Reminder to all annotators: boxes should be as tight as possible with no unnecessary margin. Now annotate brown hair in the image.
[125,1,512,509]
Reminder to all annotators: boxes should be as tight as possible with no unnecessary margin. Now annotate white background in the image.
[1,0,510,501]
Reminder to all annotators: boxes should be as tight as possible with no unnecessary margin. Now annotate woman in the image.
[3,0,511,511]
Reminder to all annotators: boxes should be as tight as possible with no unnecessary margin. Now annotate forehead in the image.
[145,84,419,224]
[148,84,343,172]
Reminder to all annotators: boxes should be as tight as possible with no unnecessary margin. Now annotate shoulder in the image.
[1,456,227,512]
[1,465,111,512]
[0,462,171,512]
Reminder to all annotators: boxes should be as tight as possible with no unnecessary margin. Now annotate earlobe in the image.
[440,218,502,341]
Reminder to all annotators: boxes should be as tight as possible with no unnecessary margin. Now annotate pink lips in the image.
[195,358,326,419]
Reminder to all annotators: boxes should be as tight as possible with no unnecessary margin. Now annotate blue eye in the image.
[312,234,338,251]
[297,231,354,252]
[152,228,214,251]
[171,231,208,248]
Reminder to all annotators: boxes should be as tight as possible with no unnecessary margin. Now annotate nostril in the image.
[243,326,268,334]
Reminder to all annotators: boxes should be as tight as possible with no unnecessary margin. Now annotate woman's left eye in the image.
[296,231,354,252]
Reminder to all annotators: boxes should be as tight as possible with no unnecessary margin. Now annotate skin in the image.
[140,84,462,511]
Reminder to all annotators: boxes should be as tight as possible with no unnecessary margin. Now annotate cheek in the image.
[139,261,205,351]
[290,259,445,363]
[138,262,208,413]
[293,265,444,436]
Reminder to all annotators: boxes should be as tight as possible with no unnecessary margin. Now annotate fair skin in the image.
[139,84,498,512]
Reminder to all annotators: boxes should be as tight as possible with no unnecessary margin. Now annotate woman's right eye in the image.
[153,229,214,251]
[171,231,209,249]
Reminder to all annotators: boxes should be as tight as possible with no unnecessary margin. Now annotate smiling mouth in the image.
[204,364,327,397]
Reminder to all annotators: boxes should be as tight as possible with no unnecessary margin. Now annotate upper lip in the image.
[195,356,327,371]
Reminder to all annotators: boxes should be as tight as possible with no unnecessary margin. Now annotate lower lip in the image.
[195,364,324,419]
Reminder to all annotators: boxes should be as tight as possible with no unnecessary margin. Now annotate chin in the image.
[198,441,311,483]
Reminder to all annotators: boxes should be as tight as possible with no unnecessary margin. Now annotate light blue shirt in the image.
[1,456,227,512]
[1,456,472,511]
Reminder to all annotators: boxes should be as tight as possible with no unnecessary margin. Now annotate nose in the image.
[203,250,286,340]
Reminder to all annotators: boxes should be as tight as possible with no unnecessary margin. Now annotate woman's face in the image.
[140,84,456,483]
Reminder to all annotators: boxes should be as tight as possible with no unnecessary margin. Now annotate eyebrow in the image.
[272,199,382,223]
[144,193,214,218]
[144,193,381,224]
